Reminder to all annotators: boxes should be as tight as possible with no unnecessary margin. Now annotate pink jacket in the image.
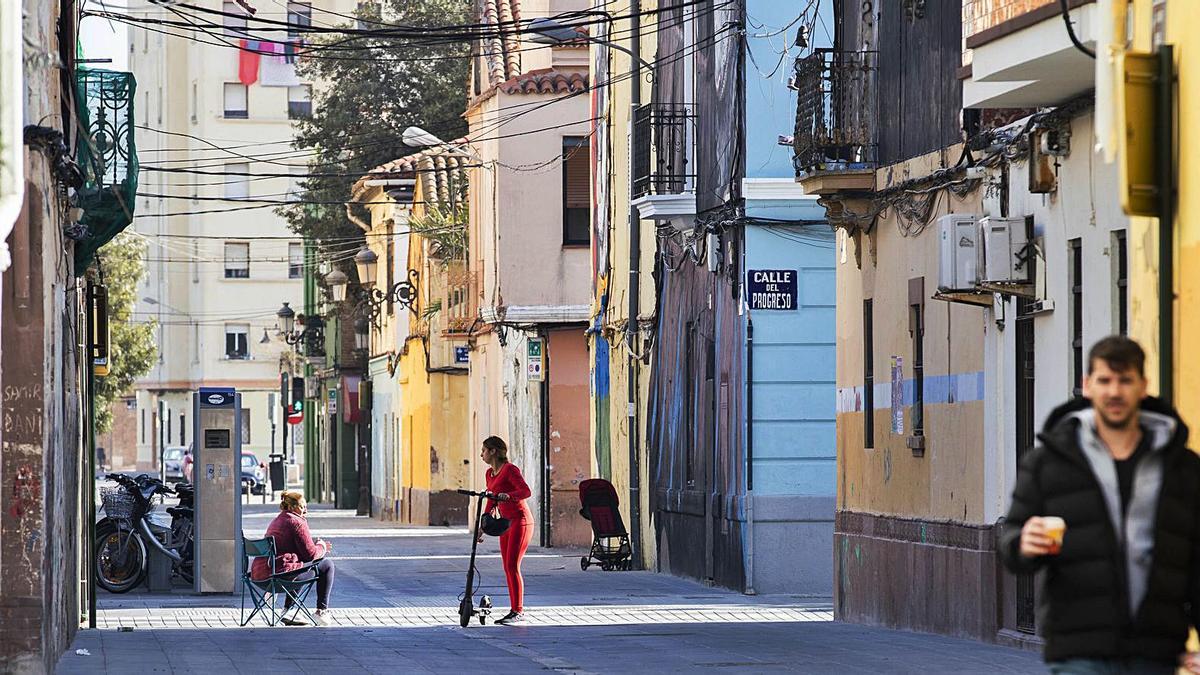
[250,511,324,580]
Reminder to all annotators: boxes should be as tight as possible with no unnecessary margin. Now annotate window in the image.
[1114,230,1128,336]
[562,137,590,246]
[355,1,378,29]
[287,85,312,119]
[223,82,248,119]
[223,1,248,37]
[287,165,305,202]
[287,2,312,38]
[225,162,249,200]
[1070,238,1083,396]
[224,242,250,279]
[179,413,186,448]
[908,278,925,454]
[225,324,250,360]
[863,299,874,449]
[288,242,304,279]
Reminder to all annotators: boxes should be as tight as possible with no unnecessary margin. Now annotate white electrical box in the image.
[937,214,979,291]
[979,216,1030,284]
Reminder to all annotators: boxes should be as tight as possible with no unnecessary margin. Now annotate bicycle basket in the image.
[101,487,138,520]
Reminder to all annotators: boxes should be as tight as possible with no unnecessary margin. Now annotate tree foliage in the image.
[281,0,471,258]
[95,232,157,434]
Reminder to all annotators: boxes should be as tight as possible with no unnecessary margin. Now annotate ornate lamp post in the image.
[326,247,419,327]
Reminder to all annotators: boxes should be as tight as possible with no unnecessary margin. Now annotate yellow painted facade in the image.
[354,149,472,524]
[1111,0,1197,414]
[589,2,659,567]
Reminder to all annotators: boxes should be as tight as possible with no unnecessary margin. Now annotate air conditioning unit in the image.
[979,216,1030,284]
[937,214,979,292]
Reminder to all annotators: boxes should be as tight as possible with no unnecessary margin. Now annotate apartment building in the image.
[127,0,354,472]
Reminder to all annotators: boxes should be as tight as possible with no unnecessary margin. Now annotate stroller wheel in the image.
[580,556,589,571]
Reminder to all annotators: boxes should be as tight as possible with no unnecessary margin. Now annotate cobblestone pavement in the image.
[58,504,1045,673]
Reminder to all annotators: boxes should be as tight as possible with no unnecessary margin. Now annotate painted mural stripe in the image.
[835,370,986,414]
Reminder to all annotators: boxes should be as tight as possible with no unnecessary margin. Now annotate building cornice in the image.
[741,178,817,201]
[631,193,697,220]
[479,305,590,325]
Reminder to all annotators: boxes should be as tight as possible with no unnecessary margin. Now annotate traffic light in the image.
[291,377,305,413]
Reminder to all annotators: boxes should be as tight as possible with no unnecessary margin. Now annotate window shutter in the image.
[564,144,590,209]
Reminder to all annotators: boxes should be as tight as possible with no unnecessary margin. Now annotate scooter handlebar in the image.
[456,488,496,498]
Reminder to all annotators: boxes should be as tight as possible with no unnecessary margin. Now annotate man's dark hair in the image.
[1088,336,1146,377]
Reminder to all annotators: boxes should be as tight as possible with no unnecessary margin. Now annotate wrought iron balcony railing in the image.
[632,104,696,199]
[74,68,138,269]
[792,49,877,176]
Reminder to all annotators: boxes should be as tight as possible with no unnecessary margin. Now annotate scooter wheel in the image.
[580,556,589,571]
[458,598,472,627]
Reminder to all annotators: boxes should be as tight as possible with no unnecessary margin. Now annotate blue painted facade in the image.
[739,0,837,595]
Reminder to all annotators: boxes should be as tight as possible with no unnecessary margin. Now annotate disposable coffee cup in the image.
[1043,516,1066,554]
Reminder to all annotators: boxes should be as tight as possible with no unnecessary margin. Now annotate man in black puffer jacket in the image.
[1000,336,1200,674]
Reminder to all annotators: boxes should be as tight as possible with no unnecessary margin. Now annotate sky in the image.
[79,0,129,71]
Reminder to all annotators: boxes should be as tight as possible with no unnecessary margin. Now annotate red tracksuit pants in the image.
[499,514,533,612]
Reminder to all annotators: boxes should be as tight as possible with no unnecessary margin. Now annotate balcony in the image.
[792,49,877,195]
[961,0,1098,108]
[74,69,138,269]
[631,104,697,222]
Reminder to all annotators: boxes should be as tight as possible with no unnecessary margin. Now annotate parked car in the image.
[163,446,188,481]
[241,452,266,495]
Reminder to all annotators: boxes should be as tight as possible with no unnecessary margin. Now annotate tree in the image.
[94,232,157,434]
[281,0,471,254]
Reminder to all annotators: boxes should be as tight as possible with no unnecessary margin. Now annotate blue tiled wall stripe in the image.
[835,370,985,414]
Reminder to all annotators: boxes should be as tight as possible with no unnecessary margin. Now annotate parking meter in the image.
[193,387,243,593]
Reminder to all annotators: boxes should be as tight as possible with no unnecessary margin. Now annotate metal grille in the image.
[74,68,138,268]
[631,104,695,198]
[792,49,877,175]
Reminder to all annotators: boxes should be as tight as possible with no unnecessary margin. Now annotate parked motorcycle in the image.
[94,473,195,593]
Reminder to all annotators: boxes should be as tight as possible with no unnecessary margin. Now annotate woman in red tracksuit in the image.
[479,436,532,625]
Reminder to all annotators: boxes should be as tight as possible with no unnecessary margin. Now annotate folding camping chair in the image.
[240,534,322,627]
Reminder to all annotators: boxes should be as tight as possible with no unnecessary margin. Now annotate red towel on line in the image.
[238,39,260,85]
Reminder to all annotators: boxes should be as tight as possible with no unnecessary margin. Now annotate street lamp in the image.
[275,302,325,355]
[523,16,656,75]
[354,317,370,353]
[276,301,296,335]
[354,247,378,288]
[326,268,348,304]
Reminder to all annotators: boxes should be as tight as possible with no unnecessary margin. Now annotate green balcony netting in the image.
[74,68,137,271]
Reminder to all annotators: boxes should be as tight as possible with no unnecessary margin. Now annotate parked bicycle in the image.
[94,473,195,593]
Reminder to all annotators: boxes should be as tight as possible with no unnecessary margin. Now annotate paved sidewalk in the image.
[58,505,1045,673]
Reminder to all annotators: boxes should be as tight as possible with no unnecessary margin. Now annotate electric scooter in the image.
[456,488,495,627]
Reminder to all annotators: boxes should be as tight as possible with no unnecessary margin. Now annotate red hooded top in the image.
[485,462,532,520]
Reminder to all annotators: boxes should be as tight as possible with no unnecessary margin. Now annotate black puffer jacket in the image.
[999,396,1200,663]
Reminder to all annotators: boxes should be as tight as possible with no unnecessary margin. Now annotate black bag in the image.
[481,507,510,537]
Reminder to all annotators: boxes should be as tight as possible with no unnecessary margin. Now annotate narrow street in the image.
[57,504,1041,674]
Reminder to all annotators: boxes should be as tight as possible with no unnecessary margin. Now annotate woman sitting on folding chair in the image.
[251,490,334,625]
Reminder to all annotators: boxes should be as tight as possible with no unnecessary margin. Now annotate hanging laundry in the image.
[238,39,261,86]
[260,41,300,87]
[283,40,298,65]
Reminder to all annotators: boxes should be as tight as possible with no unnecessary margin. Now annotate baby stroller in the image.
[578,478,633,571]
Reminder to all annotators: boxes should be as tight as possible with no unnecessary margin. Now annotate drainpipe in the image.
[1156,45,1175,403]
[745,317,755,595]
[627,0,643,570]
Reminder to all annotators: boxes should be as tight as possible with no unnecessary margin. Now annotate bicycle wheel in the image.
[95,521,147,593]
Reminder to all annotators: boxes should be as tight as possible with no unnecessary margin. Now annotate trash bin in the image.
[269,453,285,491]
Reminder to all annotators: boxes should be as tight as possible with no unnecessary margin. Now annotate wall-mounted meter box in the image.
[193,387,242,593]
